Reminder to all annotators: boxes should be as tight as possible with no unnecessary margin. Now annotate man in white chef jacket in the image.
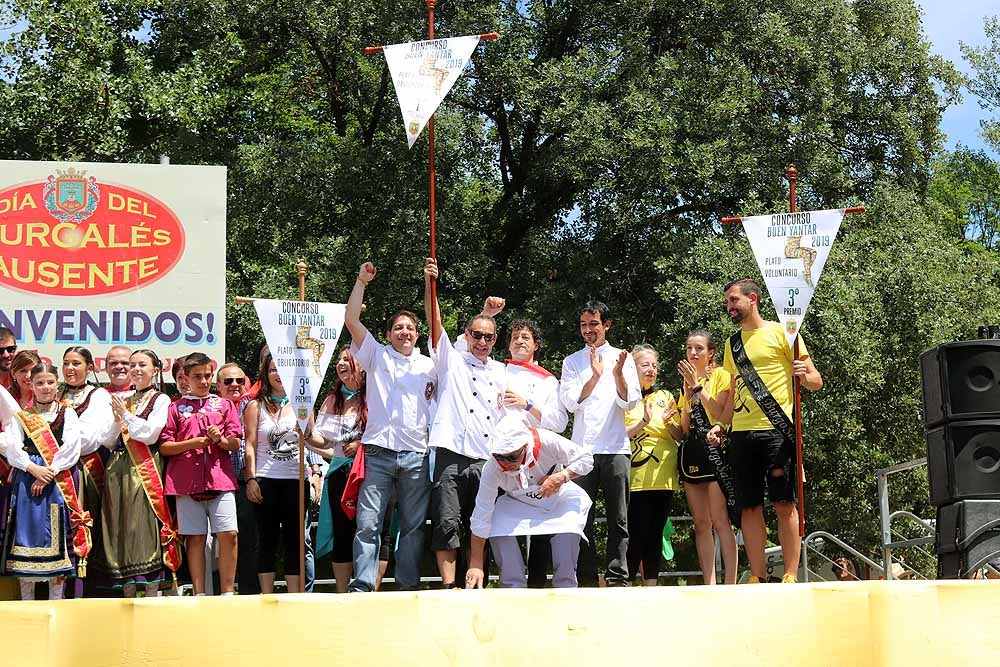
[465,415,593,589]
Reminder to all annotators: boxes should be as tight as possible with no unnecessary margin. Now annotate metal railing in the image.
[801,531,885,582]
[877,457,930,580]
[262,514,715,591]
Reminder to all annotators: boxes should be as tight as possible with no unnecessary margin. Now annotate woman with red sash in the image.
[58,347,118,586]
[0,363,83,600]
[98,349,176,596]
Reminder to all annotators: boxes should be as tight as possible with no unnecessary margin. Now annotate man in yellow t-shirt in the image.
[707,279,822,585]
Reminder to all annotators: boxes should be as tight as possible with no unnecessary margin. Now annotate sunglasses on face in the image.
[223,377,247,386]
[469,330,496,342]
[493,445,527,463]
[0,346,16,355]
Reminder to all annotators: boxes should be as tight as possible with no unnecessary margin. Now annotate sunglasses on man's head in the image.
[468,330,496,342]
[0,345,16,355]
[223,377,246,386]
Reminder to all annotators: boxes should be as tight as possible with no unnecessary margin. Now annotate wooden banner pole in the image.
[296,259,307,585]
[363,13,498,347]
[786,165,806,537]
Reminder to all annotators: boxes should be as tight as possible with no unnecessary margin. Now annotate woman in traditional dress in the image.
[1,363,82,600]
[58,347,118,588]
[624,344,683,586]
[677,330,739,585]
[100,349,173,596]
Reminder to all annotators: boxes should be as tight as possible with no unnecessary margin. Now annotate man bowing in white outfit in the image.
[465,415,593,589]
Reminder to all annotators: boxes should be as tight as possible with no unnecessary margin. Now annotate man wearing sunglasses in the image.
[560,301,641,586]
[0,327,15,391]
[465,415,593,589]
[217,363,248,403]
[424,257,508,589]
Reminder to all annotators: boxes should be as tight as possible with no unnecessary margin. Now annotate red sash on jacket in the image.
[15,409,93,577]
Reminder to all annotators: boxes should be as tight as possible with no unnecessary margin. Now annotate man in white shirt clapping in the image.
[560,301,641,586]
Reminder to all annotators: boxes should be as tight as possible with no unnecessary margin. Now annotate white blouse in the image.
[2,406,82,473]
[62,385,119,456]
[314,411,363,458]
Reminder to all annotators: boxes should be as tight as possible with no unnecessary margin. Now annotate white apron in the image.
[488,481,591,539]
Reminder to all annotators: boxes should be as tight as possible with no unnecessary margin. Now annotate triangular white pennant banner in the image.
[742,209,845,348]
[383,35,481,148]
[252,299,346,431]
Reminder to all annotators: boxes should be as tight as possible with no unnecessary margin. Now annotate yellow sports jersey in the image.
[625,389,680,491]
[677,366,730,426]
[723,321,809,432]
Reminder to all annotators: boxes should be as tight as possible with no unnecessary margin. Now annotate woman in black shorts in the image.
[677,330,739,584]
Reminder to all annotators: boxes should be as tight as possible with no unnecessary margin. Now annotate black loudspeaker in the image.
[920,340,1000,427]
[927,420,1000,506]
[936,500,1000,578]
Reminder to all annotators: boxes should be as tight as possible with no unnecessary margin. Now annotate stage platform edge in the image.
[0,580,996,666]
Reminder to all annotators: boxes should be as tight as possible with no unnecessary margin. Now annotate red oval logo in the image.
[0,169,186,297]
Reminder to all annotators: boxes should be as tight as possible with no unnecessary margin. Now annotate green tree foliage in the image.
[930,146,1000,250]
[1,0,996,560]
[962,15,1000,152]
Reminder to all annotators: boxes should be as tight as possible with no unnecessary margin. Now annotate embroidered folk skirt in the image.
[97,447,166,586]
[3,455,75,577]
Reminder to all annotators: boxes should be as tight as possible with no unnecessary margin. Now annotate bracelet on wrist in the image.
[246,476,257,483]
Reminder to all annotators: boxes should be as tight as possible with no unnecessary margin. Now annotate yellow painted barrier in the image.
[0,581,997,666]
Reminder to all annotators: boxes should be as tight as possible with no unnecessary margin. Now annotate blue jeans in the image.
[305,511,315,592]
[349,446,430,592]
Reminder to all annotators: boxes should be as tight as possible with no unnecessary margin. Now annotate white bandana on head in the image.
[493,414,537,488]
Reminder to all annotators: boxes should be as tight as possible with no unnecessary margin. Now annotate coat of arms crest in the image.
[42,168,100,224]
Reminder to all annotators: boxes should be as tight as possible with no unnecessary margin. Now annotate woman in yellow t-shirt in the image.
[625,344,683,586]
[677,330,738,584]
